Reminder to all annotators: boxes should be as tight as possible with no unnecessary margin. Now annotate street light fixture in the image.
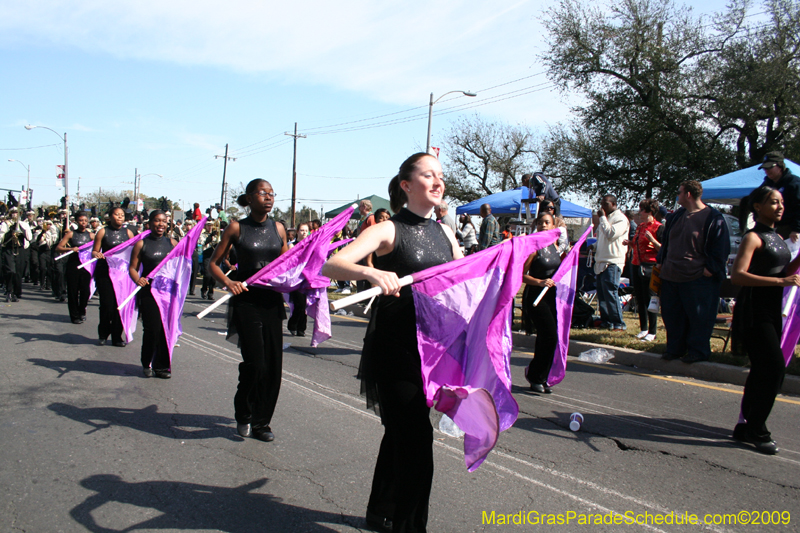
[426,90,477,153]
[25,125,67,207]
[7,159,31,206]
[134,172,163,211]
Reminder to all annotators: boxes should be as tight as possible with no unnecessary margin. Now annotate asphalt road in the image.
[1,287,799,532]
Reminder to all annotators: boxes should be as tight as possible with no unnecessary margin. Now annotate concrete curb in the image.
[331,300,800,396]
[512,332,800,396]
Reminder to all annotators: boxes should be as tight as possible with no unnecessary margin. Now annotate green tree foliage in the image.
[540,0,800,204]
[441,115,546,204]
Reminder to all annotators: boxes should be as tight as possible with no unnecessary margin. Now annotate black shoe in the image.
[154,369,171,379]
[296,331,306,337]
[207,292,214,300]
[189,290,195,296]
[71,318,83,324]
[530,383,547,394]
[98,338,108,346]
[661,352,682,361]
[112,341,127,348]
[252,427,275,442]
[80,315,87,322]
[681,353,709,364]
[237,423,252,438]
[751,439,779,455]
[200,290,207,299]
[365,510,393,532]
[143,368,154,378]
[734,425,779,454]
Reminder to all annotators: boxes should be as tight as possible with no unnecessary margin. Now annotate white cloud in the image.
[1,0,567,123]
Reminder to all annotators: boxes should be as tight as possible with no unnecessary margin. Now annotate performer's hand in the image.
[92,251,105,259]
[367,269,402,297]
[541,278,556,288]
[782,274,800,287]
[791,232,800,243]
[226,281,248,295]
[136,278,149,288]
[703,268,713,277]
[72,246,80,253]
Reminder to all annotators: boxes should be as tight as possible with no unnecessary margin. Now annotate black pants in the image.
[38,249,53,289]
[189,251,199,294]
[233,300,284,428]
[201,253,216,295]
[525,287,557,385]
[96,273,125,343]
[66,258,92,320]
[2,247,23,296]
[741,321,786,441]
[368,379,433,533]
[28,247,39,284]
[52,256,67,297]
[139,287,171,370]
[631,264,657,335]
[287,291,307,334]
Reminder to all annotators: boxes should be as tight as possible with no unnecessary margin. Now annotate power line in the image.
[0,143,60,151]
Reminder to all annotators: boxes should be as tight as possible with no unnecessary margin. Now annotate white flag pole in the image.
[783,286,797,317]
[77,257,99,270]
[117,286,142,310]
[54,250,75,261]
[330,275,415,311]
[197,282,246,319]
[532,286,549,307]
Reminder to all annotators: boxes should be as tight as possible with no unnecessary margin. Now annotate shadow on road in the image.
[71,475,361,532]
[1,311,71,324]
[29,358,143,378]
[48,402,237,441]
[12,330,98,345]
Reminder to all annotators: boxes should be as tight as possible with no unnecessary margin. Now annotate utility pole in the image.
[215,144,236,211]
[134,168,138,207]
[284,123,306,229]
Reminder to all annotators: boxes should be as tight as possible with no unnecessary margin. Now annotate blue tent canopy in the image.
[702,159,800,205]
[455,187,592,218]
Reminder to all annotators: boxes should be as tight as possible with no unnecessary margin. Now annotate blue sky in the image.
[1,0,731,217]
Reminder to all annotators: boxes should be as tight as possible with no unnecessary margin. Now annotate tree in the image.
[441,116,546,204]
[270,205,319,227]
[539,0,800,205]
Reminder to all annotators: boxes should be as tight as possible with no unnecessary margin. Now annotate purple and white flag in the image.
[412,229,560,471]
[145,217,207,360]
[97,231,151,343]
[246,207,355,347]
[546,227,593,387]
[74,241,97,299]
[780,264,800,367]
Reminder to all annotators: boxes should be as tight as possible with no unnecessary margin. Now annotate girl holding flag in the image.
[322,153,462,533]
[731,185,800,455]
[55,211,94,324]
[209,179,288,443]
[128,210,177,379]
[91,207,135,347]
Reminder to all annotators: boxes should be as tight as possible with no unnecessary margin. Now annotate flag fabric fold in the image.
[411,229,560,471]
[85,230,151,343]
[547,227,593,387]
[141,217,207,360]
[780,267,800,367]
[74,241,97,299]
[246,207,355,347]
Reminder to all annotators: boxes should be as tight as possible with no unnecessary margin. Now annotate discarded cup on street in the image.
[569,412,584,432]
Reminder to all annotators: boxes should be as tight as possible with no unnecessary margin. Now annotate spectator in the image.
[355,200,376,293]
[657,180,730,363]
[192,202,202,222]
[478,204,500,251]
[522,172,561,217]
[459,214,478,255]
[594,194,629,330]
[626,199,663,342]
[758,151,800,241]
[434,202,459,237]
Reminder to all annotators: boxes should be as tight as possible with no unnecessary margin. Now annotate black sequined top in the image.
[101,225,130,252]
[140,234,175,277]
[235,217,283,281]
[68,230,93,249]
[360,208,454,411]
[525,243,561,301]
[733,222,791,337]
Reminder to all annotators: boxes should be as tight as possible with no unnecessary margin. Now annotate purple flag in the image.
[99,230,151,343]
[247,207,355,347]
[144,217,207,360]
[780,266,800,367]
[75,241,97,299]
[412,229,560,471]
[327,238,353,257]
[547,227,593,387]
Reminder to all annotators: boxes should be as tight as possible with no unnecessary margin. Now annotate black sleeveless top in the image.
[733,222,791,339]
[524,243,561,302]
[235,217,283,281]
[140,234,174,277]
[101,225,130,252]
[360,209,454,411]
[67,230,93,266]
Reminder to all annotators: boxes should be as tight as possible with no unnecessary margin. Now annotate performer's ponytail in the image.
[388,152,431,214]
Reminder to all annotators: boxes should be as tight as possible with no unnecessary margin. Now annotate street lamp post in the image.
[7,159,31,207]
[426,90,477,153]
[25,125,67,207]
[134,171,163,211]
